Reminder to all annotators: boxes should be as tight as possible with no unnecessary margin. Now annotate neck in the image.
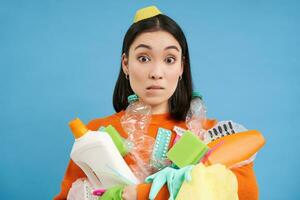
[150,101,169,115]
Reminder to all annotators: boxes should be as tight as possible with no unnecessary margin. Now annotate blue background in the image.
[1,0,299,199]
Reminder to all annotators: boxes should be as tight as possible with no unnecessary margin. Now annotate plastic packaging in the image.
[202,120,265,168]
[150,128,172,170]
[185,92,207,140]
[120,94,155,182]
[172,126,187,146]
[69,118,139,190]
[203,120,247,144]
[205,130,265,168]
[67,178,97,200]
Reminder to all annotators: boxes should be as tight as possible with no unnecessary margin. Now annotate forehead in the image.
[130,30,181,52]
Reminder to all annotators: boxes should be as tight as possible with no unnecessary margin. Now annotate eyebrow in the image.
[134,44,180,52]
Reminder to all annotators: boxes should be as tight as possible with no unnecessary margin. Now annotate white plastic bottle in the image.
[69,118,139,189]
[185,91,207,140]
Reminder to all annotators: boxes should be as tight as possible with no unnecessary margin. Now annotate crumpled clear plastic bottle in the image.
[120,94,155,182]
[185,92,207,140]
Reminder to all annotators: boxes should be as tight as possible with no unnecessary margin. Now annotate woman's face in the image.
[122,30,184,114]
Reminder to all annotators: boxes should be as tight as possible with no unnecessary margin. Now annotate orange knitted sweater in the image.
[54,111,258,200]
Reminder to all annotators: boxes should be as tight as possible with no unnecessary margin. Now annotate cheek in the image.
[128,62,147,92]
[166,77,179,97]
[166,68,181,90]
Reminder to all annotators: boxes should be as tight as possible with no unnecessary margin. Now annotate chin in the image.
[140,96,168,107]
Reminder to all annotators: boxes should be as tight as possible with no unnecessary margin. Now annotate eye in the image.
[165,57,176,64]
[137,55,151,63]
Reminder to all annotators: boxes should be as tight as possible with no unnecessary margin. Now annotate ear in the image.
[122,53,129,75]
[180,56,185,76]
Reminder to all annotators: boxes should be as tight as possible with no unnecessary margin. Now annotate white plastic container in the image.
[69,118,139,189]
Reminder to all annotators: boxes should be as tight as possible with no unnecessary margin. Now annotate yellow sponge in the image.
[176,163,238,200]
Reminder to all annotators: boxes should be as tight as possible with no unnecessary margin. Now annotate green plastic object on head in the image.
[166,131,209,168]
[104,125,128,156]
[127,94,139,103]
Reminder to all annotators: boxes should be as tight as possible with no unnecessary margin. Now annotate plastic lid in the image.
[69,118,88,139]
[128,94,139,103]
[192,91,203,100]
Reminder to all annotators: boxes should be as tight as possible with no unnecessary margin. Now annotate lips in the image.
[146,85,164,90]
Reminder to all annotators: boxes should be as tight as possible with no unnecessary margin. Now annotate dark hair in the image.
[113,14,193,121]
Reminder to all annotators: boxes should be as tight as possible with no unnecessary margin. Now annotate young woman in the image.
[54,6,259,200]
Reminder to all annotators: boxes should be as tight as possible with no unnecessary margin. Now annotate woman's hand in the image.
[122,185,137,200]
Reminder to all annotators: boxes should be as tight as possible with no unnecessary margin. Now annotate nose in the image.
[148,64,163,80]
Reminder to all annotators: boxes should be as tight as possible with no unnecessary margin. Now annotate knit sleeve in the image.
[137,183,170,200]
[53,159,86,200]
[231,162,259,200]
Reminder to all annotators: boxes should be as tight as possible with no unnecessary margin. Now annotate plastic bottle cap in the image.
[128,94,139,103]
[192,91,203,100]
[69,118,88,139]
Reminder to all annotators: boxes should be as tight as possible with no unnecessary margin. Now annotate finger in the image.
[145,173,157,183]
[184,166,194,182]
[184,170,191,182]
[149,175,167,200]
[167,173,175,200]
[145,167,170,183]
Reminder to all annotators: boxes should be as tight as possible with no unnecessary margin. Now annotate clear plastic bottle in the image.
[185,91,207,140]
[120,94,155,182]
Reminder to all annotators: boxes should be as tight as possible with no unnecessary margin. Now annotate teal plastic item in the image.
[192,91,203,100]
[145,165,194,200]
[166,131,209,168]
[98,185,124,200]
[151,128,172,169]
[99,126,106,131]
[127,94,139,103]
[104,125,128,156]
